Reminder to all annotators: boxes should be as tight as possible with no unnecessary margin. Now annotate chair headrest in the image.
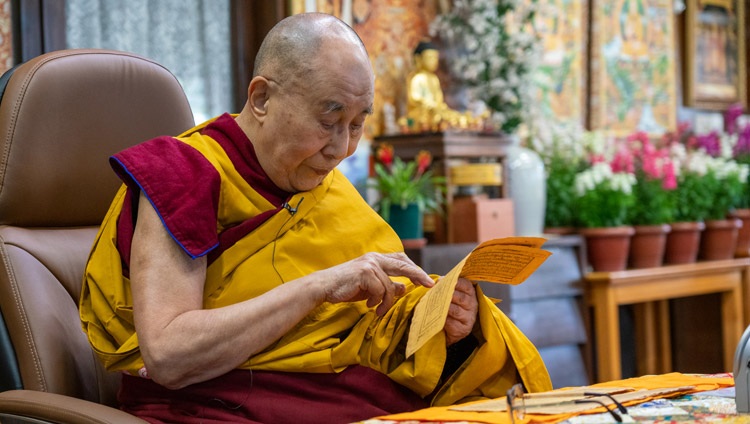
[0,49,195,226]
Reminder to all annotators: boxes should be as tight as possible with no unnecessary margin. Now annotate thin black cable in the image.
[271,199,302,284]
[584,392,628,414]
[574,398,622,422]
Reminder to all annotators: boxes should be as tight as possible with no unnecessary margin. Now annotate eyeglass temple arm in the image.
[583,392,628,414]
[574,399,622,422]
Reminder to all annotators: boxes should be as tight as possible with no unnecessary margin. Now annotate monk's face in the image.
[258,39,374,193]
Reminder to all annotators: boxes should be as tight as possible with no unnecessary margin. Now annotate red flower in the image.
[415,150,432,176]
[376,143,394,169]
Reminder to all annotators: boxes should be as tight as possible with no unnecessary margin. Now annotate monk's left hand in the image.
[444,277,478,346]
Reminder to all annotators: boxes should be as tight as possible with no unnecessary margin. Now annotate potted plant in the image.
[544,154,583,233]
[370,143,446,241]
[623,132,677,268]
[682,127,750,260]
[524,120,587,234]
[726,108,750,256]
[699,155,747,260]
[573,161,637,272]
[662,140,713,264]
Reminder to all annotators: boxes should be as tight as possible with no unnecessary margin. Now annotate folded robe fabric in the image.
[79,113,552,406]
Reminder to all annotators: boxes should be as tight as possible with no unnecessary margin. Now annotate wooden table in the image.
[585,258,750,382]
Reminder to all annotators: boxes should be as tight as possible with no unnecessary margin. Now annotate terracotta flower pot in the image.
[580,226,635,272]
[699,219,742,261]
[628,224,671,269]
[544,227,577,236]
[664,221,705,265]
[728,209,750,257]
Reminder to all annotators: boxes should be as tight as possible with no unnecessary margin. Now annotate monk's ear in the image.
[248,77,271,122]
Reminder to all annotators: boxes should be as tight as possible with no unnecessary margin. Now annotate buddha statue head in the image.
[414,41,440,74]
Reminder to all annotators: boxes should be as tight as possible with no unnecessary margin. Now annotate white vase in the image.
[506,136,546,236]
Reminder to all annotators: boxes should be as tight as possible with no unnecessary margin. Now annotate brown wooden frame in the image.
[682,0,747,110]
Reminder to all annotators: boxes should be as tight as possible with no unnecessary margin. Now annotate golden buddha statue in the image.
[403,41,484,132]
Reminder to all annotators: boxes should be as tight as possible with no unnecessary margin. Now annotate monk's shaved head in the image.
[253,13,368,86]
[238,12,374,193]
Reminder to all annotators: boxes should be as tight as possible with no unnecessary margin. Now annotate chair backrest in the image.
[0,49,195,406]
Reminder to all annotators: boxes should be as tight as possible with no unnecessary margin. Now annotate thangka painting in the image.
[351,0,441,139]
[683,0,746,110]
[589,0,677,135]
[533,0,588,126]
[0,0,12,74]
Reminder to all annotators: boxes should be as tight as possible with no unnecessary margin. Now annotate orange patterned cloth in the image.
[375,372,734,423]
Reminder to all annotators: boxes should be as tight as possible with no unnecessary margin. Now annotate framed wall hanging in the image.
[683,0,746,110]
[589,0,678,135]
[533,0,588,127]
[0,0,11,73]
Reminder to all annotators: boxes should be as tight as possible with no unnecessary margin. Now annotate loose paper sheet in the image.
[405,237,551,357]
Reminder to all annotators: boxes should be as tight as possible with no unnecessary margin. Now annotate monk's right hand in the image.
[315,252,434,316]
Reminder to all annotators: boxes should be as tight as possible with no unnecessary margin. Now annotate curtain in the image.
[66,0,231,123]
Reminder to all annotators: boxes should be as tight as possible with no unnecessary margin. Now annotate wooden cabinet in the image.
[373,131,513,243]
[450,196,514,243]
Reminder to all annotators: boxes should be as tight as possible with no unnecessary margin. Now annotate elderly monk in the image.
[79,12,551,424]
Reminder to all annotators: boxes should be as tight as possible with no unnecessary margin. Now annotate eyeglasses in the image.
[506,384,629,423]
[506,383,525,423]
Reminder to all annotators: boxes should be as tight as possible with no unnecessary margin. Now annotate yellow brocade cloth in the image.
[79,114,551,406]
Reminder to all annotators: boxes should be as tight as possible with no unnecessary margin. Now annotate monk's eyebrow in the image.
[322,100,345,114]
[321,101,373,116]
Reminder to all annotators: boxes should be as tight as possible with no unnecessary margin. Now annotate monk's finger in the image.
[378,253,434,287]
[447,303,473,327]
[455,278,475,294]
[364,272,387,308]
[376,271,398,315]
[451,289,474,310]
[365,263,401,311]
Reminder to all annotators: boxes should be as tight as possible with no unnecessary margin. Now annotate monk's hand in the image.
[444,278,478,346]
[319,252,434,316]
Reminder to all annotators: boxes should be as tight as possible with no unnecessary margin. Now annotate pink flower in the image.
[589,153,606,164]
[724,102,744,135]
[661,160,677,190]
[610,143,634,174]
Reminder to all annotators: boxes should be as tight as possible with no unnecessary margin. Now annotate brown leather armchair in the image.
[0,49,195,423]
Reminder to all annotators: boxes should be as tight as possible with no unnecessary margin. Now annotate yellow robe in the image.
[79,114,551,406]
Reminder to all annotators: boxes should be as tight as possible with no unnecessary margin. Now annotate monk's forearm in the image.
[139,277,325,389]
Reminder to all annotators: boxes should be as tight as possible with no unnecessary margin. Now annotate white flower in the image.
[574,162,635,197]
[431,0,541,133]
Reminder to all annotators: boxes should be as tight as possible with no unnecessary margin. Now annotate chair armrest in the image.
[0,390,147,424]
